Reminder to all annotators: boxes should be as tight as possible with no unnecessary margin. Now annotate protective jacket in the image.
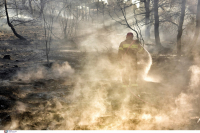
[118,39,144,60]
[118,39,144,86]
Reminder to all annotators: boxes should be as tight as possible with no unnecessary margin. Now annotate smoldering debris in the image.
[14,61,74,81]
[56,54,200,129]
[2,0,200,130]
[1,30,199,130]
[1,53,200,130]
[2,40,200,130]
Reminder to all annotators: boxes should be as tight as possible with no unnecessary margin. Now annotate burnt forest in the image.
[0,0,200,130]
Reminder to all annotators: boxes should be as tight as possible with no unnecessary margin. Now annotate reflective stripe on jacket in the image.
[118,40,144,60]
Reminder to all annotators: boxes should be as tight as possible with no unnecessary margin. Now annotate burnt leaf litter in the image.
[0,27,200,130]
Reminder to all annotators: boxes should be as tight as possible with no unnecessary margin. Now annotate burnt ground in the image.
[0,28,200,130]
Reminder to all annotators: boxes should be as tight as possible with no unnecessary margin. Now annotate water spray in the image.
[143,48,152,80]
[143,48,159,83]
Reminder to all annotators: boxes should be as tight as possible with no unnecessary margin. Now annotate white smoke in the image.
[15,62,74,81]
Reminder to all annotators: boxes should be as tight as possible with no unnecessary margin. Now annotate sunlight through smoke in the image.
[18,14,32,19]
[100,0,108,4]
[189,65,200,90]
[3,0,200,130]
[132,0,140,8]
[141,113,152,121]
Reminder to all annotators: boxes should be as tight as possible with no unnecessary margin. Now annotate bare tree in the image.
[58,1,80,40]
[0,1,4,18]
[28,0,33,15]
[40,0,46,16]
[192,0,200,48]
[22,0,26,8]
[144,0,151,40]
[108,0,140,38]
[153,0,162,48]
[4,0,26,40]
[13,0,19,17]
[177,0,186,57]
[42,1,55,66]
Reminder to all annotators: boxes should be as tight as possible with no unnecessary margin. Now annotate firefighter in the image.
[118,32,144,87]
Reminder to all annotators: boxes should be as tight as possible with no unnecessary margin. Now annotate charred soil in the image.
[0,29,199,130]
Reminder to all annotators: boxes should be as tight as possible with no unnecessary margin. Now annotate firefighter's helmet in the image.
[126,32,133,40]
